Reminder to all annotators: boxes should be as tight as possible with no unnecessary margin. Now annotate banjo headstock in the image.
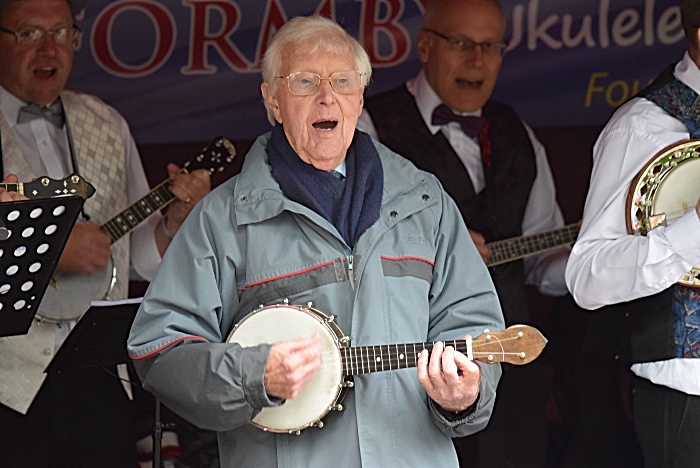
[470,324,547,365]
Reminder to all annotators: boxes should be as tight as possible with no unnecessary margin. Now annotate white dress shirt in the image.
[565,52,700,395]
[357,70,569,296]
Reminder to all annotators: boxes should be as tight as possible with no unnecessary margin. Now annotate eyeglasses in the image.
[424,28,508,57]
[276,71,366,96]
[0,25,80,45]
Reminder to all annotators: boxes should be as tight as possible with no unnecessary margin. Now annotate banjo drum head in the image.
[651,156,700,227]
[227,304,344,433]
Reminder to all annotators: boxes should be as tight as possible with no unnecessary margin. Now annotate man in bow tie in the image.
[0,0,211,465]
[356,0,571,466]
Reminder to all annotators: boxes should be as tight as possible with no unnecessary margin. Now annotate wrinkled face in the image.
[0,0,74,105]
[261,49,364,171]
[418,0,504,112]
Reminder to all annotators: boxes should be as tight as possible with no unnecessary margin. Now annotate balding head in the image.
[418,0,506,112]
[423,0,505,31]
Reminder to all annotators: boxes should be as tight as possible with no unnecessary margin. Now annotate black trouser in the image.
[0,366,138,468]
[454,360,550,468]
[634,376,700,468]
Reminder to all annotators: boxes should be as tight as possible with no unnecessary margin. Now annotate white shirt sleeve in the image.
[106,105,163,282]
[565,98,700,310]
[521,124,570,296]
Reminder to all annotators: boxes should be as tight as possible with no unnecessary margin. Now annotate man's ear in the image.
[261,82,283,124]
[417,28,432,64]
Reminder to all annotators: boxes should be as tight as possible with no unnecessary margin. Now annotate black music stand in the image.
[45,298,173,468]
[0,195,83,337]
[44,299,140,374]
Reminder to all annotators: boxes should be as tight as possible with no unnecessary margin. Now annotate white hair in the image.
[261,15,372,125]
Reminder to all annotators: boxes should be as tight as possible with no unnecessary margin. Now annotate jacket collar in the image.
[234,131,438,229]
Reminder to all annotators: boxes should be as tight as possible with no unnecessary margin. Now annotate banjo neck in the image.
[341,325,546,376]
[100,137,237,244]
[485,224,580,267]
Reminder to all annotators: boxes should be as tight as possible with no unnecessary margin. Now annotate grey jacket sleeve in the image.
[128,187,279,431]
[132,341,277,431]
[423,177,505,437]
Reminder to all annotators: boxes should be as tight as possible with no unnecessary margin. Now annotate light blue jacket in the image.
[128,133,504,467]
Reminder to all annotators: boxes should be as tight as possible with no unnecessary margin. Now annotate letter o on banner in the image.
[92,0,176,78]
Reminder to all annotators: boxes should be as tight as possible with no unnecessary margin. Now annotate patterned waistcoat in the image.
[0,89,130,301]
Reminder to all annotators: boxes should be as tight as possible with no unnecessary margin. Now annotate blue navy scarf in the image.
[267,124,383,248]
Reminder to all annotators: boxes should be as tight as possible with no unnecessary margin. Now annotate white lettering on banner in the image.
[508,0,682,51]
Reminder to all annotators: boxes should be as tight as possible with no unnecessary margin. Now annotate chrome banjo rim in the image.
[627,139,700,235]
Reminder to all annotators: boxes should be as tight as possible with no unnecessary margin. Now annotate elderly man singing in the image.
[128,15,504,467]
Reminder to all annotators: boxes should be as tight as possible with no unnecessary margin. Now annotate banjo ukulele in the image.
[227,301,548,434]
[626,139,700,287]
[37,137,237,322]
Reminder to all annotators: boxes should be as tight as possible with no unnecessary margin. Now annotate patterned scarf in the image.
[646,78,700,138]
[267,124,383,248]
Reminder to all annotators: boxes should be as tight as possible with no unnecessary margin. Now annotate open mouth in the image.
[34,67,57,79]
[312,120,338,131]
[456,78,483,89]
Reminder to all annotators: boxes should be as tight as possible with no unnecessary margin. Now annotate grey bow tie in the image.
[17,100,65,128]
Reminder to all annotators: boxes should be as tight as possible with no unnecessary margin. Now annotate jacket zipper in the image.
[347,253,355,290]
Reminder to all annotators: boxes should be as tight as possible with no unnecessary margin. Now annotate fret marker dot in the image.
[399,354,405,359]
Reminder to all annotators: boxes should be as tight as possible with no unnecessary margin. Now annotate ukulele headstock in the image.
[182,136,237,175]
[471,324,547,365]
[24,174,96,200]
